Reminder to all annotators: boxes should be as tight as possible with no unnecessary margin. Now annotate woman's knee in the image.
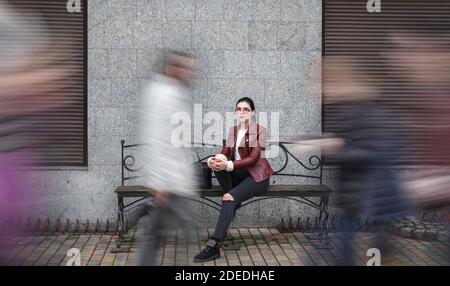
[222,193,234,201]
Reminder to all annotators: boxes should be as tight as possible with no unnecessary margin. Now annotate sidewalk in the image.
[0,228,448,266]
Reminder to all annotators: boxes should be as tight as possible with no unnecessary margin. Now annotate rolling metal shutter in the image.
[323,0,450,165]
[5,0,87,167]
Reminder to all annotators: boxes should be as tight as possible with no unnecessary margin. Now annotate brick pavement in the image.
[0,228,448,266]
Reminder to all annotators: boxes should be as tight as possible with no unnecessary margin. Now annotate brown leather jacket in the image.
[220,122,273,183]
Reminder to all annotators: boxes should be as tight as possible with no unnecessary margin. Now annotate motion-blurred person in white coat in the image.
[136,51,199,266]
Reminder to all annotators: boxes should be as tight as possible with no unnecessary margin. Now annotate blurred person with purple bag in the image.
[0,1,74,262]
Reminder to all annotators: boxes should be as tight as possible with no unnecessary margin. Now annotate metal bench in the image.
[113,139,332,251]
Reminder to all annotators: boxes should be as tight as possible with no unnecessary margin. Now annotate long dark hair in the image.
[236,97,255,111]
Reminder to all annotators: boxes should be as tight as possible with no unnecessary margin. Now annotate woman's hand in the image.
[210,158,227,172]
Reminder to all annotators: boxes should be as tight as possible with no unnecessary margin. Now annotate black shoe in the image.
[193,238,221,263]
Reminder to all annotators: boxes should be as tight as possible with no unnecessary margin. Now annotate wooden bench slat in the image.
[115,184,331,198]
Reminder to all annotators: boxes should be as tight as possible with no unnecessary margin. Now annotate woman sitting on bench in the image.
[194,97,274,263]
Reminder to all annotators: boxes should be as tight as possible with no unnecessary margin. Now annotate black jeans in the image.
[212,169,269,240]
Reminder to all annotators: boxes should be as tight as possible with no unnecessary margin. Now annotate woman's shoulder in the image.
[253,123,267,133]
[256,124,267,131]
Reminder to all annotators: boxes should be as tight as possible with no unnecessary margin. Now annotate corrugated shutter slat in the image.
[7,0,86,167]
[324,0,450,165]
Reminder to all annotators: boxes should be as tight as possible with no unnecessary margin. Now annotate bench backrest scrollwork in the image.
[120,139,324,187]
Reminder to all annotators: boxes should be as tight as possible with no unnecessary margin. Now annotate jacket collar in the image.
[232,121,258,147]
[234,121,258,135]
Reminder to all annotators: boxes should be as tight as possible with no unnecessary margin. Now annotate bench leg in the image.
[318,195,331,249]
[111,196,131,253]
[118,197,124,245]
[319,195,329,223]
[305,195,332,249]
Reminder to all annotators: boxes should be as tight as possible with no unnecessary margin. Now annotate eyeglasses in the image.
[235,107,252,113]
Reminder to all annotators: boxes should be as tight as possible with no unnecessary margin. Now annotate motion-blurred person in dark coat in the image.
[305,56,410,265]
[386,33,450,263]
